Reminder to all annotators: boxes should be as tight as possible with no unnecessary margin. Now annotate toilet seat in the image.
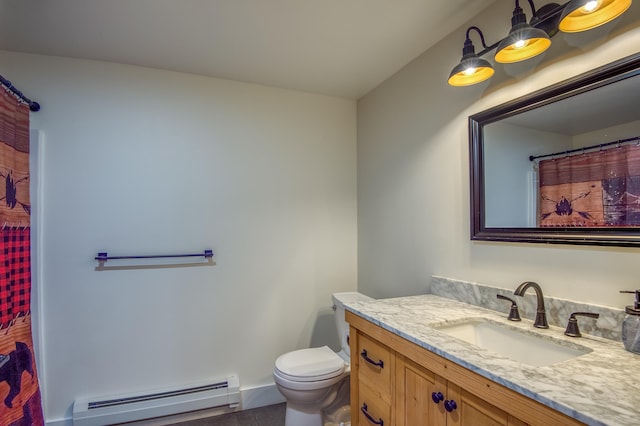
[275,346,346,382]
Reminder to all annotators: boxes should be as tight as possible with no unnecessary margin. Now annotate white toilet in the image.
[273,291,374,426]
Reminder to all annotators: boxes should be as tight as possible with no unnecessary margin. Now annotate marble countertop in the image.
[345,294,640,426]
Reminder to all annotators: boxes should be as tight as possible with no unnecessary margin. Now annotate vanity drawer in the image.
[358,381,392,426]
[357,332,393,397]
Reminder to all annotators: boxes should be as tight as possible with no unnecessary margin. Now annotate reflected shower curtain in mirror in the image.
[0,89,44,424]
[539,144,640,227]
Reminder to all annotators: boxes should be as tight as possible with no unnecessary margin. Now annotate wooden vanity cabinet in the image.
[347,311,585,426]
[396,355,526,426]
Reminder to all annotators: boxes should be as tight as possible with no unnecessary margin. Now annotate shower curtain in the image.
[539,144,640,227]
[0,88,44,425]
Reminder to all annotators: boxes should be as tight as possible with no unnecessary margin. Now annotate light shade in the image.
[448,37,495,87]
[495,5,552,64]
[559,0,632,32]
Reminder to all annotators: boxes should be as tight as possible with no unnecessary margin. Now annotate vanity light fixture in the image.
[448,0,633,86]
[559,0,633,32]
[494,1,552,63]
[448,26,495,87]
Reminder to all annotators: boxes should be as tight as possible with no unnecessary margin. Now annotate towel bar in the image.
[95,250,213,262]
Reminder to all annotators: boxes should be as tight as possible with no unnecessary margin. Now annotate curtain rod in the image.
[0,74,40,112]
[529,135,640,162]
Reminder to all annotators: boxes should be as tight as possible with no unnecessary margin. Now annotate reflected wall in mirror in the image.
[470,53,640,246]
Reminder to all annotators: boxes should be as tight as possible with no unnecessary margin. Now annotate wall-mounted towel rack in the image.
[95,250,213,263]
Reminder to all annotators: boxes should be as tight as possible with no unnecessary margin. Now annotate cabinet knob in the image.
[431,391,444,404]
[361,349,384,368]
[444,399,457,412]
[361,403,384,425]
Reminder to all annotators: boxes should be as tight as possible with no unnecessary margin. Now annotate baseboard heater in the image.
[72,375,240,426]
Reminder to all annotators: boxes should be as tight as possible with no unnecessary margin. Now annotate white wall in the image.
[484,122,571,227]
[0,51,357,423]
[573,119,640,147]
[358,3,640,301]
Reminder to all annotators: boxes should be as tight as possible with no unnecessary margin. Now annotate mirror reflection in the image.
[484,74,640,228]
[470,53,640,246]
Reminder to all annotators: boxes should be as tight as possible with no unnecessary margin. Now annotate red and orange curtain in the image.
[539,144,640,227]
[0,89,43,425]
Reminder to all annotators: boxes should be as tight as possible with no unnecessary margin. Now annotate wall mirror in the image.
[470,53,640,247]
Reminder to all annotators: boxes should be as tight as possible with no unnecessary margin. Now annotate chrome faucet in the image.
[513,281,548,329]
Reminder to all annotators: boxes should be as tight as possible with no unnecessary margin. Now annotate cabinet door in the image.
[395,355,446,426]
[446,382,527,426]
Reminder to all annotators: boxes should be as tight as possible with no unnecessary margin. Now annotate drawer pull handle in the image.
[361,403,384,425]
[444,399,457,412]
[361,349,384,368]
[431,391,444,404]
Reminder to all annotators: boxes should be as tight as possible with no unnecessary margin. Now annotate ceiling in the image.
[505,74,640,136]
[0,0,496,99]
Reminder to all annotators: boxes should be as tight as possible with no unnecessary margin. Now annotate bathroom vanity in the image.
[345,295,640,426]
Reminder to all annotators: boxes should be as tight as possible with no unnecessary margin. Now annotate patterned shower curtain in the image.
[0,88,44,425]
[539,144,640,227]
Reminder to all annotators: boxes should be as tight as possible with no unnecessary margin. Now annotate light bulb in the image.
[514,39,528,49]
[464,67,477,76]
[582,0,600,12]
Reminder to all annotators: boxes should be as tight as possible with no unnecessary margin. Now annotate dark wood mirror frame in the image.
[469,52,640,247]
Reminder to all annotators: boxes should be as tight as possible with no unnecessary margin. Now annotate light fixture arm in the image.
[465,26,491,50]
[516,0,550,16]
[510,1,529,28]
[523,0,539,15]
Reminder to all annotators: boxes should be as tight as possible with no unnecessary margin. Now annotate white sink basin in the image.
[434,319,591,367]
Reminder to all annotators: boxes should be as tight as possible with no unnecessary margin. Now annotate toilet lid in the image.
[275,346,346,382]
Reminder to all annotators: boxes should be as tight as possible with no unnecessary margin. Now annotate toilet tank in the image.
[332,292,374,356]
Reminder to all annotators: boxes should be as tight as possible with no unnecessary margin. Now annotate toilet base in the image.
[284,405,323,426]
[274,367,347,426]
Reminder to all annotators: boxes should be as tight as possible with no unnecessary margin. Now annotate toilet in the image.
[273,291,374,426]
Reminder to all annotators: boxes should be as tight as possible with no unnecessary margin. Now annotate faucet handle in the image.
[564,312,600,337]
[497,294,521,321]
